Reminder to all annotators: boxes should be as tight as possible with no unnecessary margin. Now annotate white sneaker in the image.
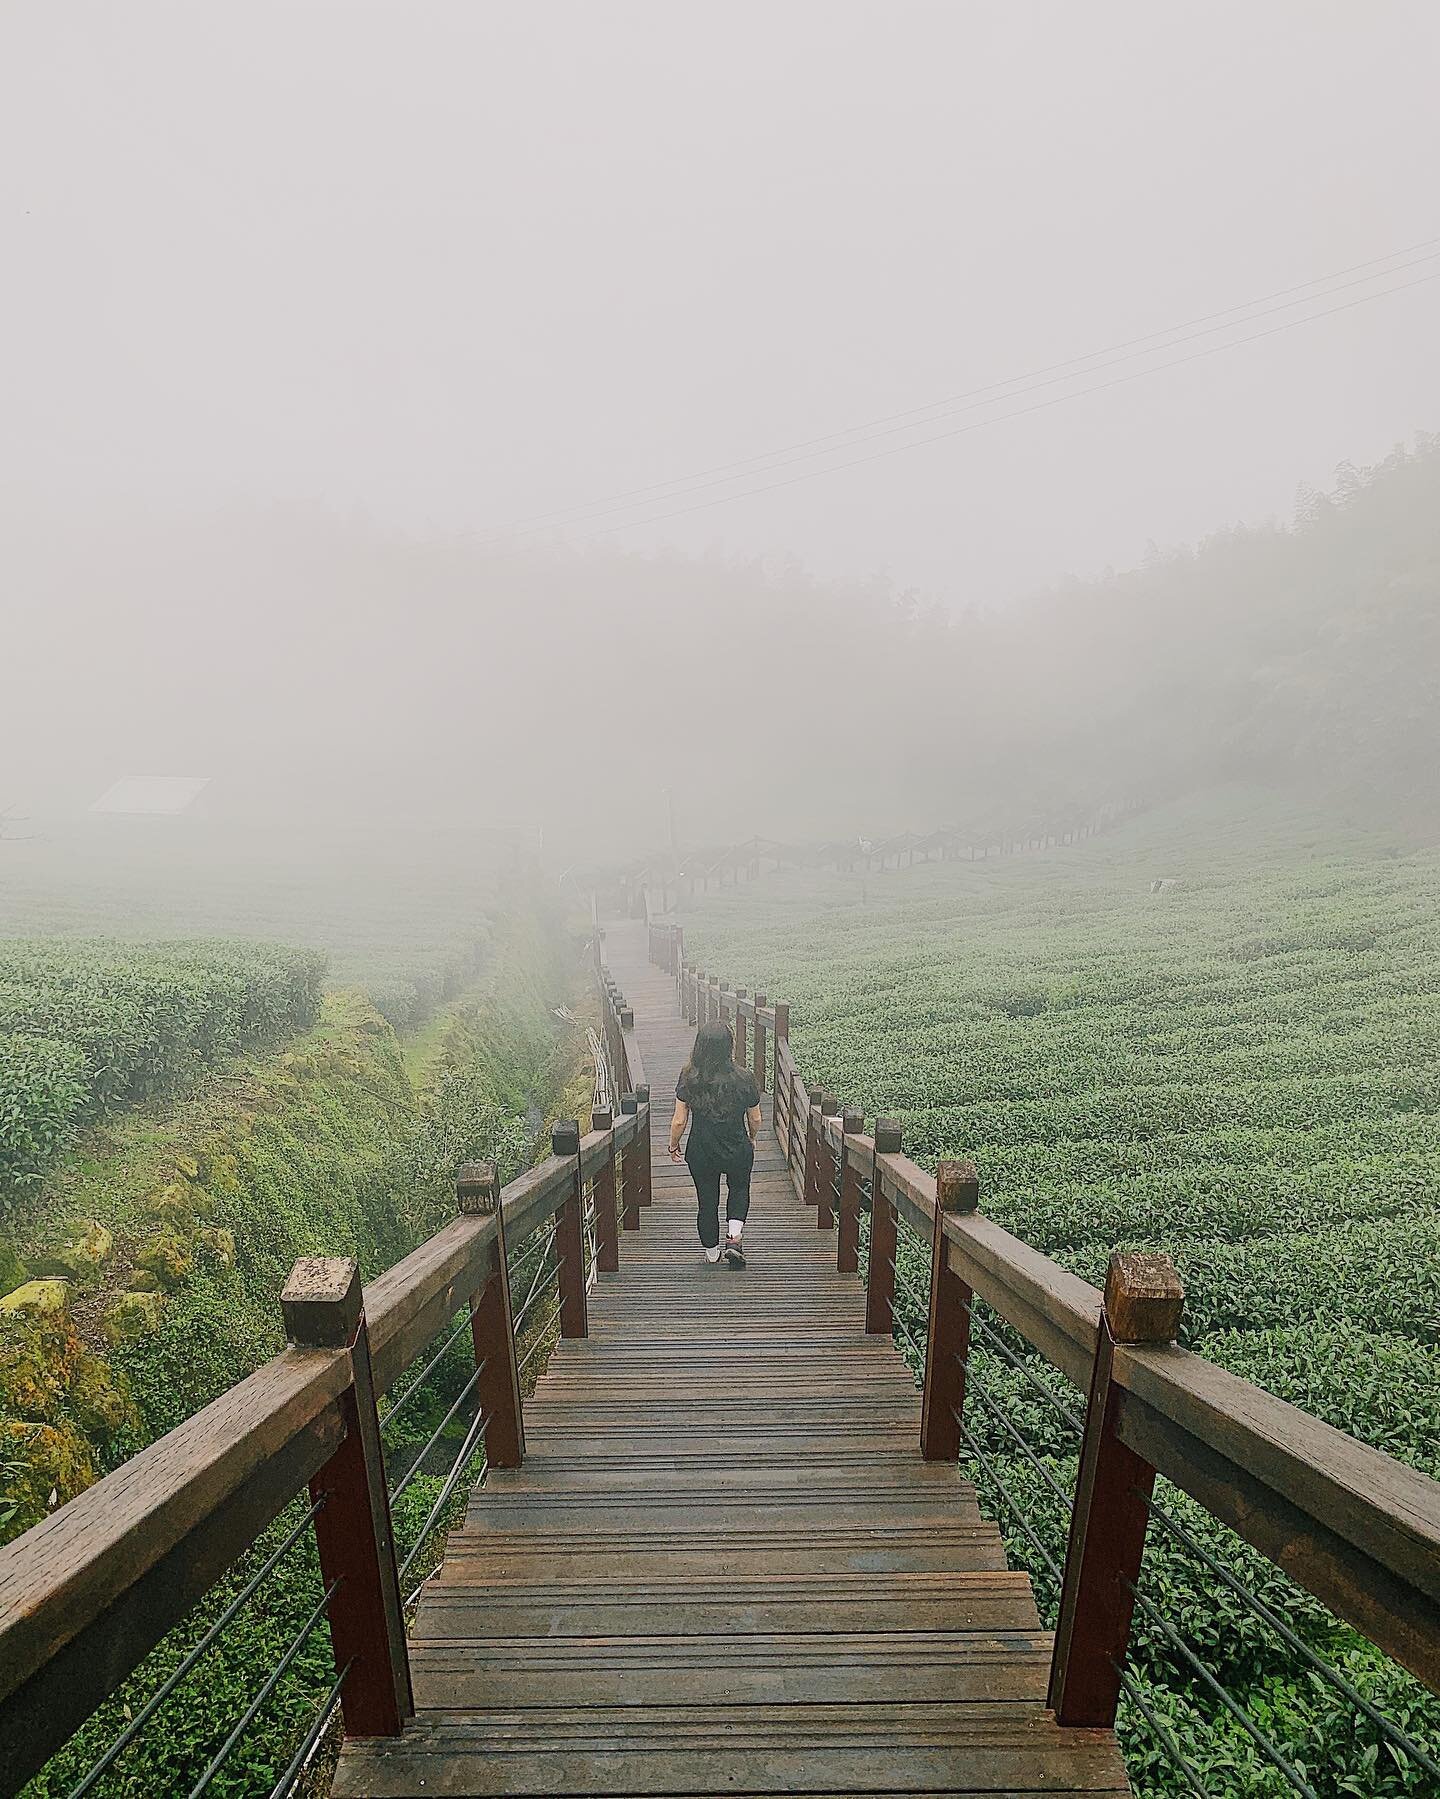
[703,1245,722,1264]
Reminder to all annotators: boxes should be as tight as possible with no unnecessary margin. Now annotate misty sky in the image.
[4,1,1439,606]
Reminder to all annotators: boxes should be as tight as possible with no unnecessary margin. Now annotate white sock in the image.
[727,1218,744,1240]
[704,1244,722,1263]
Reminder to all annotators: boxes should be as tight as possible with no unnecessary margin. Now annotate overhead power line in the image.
[476,234,1440,545]
[555,265,1440,544]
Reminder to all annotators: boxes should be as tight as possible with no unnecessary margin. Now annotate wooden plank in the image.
[332,921,1129,1799]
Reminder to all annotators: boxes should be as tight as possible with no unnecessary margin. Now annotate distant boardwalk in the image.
[333,923,1129,1797]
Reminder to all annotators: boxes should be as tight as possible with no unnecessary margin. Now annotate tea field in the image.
[0,817,518,1028]
[682,787,1440,1797]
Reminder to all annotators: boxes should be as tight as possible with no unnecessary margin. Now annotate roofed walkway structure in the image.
[333,922,1129,1796]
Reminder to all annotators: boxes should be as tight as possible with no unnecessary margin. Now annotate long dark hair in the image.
[680,1020,749,1115]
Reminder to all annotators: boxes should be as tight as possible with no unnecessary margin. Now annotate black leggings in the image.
[686,1146,754,1249]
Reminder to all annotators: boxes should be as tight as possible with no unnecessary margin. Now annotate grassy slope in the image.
[6,903,579,1799]
[681,786,1440,1797]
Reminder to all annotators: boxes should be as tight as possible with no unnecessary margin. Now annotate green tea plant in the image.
[684,787,1440,1796]
[0,940,324,1202]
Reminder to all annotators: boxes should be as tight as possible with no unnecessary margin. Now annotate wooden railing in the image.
[652,920,1440,1781]
[0,982,652,1799]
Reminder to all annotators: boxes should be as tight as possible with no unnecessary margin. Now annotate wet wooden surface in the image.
[333,922,1130,1796]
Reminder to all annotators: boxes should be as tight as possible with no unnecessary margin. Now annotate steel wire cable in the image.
[67,1497,327,1799]
[509,1230,560,1329]
[892,1265,931,1316]
[186,1579,341,1799]
[511,1259,561,1335]
[962,1306,1085,1434]
[954,1375,1075,1511]
[957,1423,1064,1585]
[517,1300,563,1375]
[265,1660,353,1799]
[379,1310,477,1431]
[1112,1660,1212,1799]
[390,1358,488,1504]
[1123,1581,1321,1798]
[1140,1493,1440,1781]
[477,235,1440,540]
[398,1404,495,1583]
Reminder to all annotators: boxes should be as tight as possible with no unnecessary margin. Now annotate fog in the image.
[4,2,1439,859]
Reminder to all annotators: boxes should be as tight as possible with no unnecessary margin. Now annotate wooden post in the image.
[865,1119,902,1336]
[816,1094,840,1229]
[752,992,767,1094]
[837,1108,865,1273]
[617,1008,634,1093]
[282,1257,413,1738]
[801,1086,824,1209]
[771,1002,788,1083]
[634,1085,653,1206]
[551,1121,588,1338]
[591,1108,619,1273]
[919,1160,979,1461]
[1049,1250,1185,1727]
[733,988,747,1066]
[619,1095,641,1231]
[457,1161,524,1469]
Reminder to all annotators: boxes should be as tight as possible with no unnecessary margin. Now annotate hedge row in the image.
[0,940,325,1202]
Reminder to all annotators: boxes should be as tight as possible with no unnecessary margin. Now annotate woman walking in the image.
[668,1020,763,1266]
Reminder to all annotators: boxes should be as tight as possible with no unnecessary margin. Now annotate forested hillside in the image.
[9,437,1435,851]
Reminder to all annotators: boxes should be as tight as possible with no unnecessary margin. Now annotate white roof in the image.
[91,776,211,816]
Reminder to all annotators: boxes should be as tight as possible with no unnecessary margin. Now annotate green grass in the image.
[682,785,1440,1797]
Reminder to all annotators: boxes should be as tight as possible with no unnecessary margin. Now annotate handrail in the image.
[0,994,653,1798]
[0,1348,353,1787]
[661,933,1440,1713]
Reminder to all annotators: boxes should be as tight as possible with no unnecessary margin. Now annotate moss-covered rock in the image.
[0,1279,70,1319]
[103,1289,166,1343]
[0,1238,28,1298]
[127,1268,162,1292]
[31,1221,114,1287]
[0,1297,136,1457]
[196,1226,236,1269]
[1,1418,97,1537]
[134,1231,194,1289]
[143,1183,196,1231]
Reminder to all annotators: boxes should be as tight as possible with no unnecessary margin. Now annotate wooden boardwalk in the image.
[334,923,1129,1796]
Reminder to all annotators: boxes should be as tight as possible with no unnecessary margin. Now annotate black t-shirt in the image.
[677,1065,760,1165]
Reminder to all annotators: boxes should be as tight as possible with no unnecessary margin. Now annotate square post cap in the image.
[936,1158,980,1213]
[820,1092,841,1116]
[754,992,767,1007]
[282,1256,361,1347]
[552,1119,581,1156]
[619,1008,634,1029]
[1105,1250,1185,1343]
[874,1117,903,1154]
[456,1160,500,1214]
[635,1084,650,1104]
[620,1092,638,1114]
[807,1084,824,1107]
[842,1107,865,1134]
[591,1105,614,1132]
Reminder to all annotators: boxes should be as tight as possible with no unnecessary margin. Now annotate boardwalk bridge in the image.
[1,915,1437,1796]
